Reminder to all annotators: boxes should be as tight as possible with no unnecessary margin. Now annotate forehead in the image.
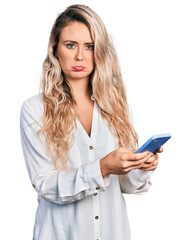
[59,21,93,42]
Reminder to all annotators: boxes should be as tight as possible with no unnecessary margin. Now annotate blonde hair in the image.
[39,4,138,170]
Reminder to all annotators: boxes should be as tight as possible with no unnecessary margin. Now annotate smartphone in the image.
[135,133,171,154]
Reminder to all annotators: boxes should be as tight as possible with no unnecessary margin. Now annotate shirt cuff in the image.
[134,169,153,181]
[84,159,110,194]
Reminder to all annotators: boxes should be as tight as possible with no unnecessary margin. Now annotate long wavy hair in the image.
[38,4,138,171]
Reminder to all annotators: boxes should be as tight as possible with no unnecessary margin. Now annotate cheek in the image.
[87,53,94,67]
[58,51,70,61]
[58,52,72,69]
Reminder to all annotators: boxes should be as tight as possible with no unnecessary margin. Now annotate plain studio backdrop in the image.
[0,0,190,239]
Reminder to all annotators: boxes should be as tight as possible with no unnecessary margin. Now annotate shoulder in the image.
[20,93,44,122]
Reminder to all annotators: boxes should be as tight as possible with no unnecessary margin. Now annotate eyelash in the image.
[86,45,94,50]
[66,44,94,50]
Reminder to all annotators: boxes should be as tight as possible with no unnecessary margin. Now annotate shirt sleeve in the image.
[118,103,153,194]
[20,100,108,205]
[118,170,152,194]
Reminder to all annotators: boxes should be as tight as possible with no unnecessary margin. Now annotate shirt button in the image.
[96,186,100,190]
[32,184,36,188]
[95,216,99,220]
[89,145,93,150]
[94,193,97,196]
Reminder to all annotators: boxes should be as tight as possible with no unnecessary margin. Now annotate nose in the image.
[75,46,83,61]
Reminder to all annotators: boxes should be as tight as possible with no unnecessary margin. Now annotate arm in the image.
[116,105,160,194]
[118,169,152,194]
[119,148,161,194]
[20,101,108,205]
[100,147,160,194]
[121,147,162,194]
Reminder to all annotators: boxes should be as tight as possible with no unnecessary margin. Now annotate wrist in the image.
[100,157,108,177]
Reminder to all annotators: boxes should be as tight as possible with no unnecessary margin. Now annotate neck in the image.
[67,78,92,103]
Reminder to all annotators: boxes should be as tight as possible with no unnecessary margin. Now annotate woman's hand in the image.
[139,147,163,171]
[100,148,153,177]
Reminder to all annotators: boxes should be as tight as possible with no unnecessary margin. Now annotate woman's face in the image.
[57,21,94,83]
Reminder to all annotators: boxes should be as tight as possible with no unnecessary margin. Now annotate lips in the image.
[72,66,85,71]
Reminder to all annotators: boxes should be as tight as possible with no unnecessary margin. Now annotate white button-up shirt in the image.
[20,94,152,240]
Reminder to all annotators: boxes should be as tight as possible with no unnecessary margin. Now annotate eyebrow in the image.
[63,40,94,44]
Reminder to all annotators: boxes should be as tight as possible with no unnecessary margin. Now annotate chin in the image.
[69,73,90,80]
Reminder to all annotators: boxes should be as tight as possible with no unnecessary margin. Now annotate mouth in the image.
[72,66,85,71]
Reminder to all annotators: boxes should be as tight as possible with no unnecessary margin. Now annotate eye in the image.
[67,44,75,49]
[86,45,94,50]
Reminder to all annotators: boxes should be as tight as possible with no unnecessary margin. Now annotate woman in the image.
[20,4,162,240]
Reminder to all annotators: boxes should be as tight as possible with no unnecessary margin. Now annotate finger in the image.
[144,156,154,164]
[145,152,159,163]
[125,162,146,173]
[156,147,163,153]
[142,160,159,169]
[126,151,152,161]
[124,152,156,169]
[142,152,155,163]
[141,158,159,170]
[135,151,151,159]
[122,157,146,169]
[141,165,158,171]
[121,153,152,169]
[141,162,153,168]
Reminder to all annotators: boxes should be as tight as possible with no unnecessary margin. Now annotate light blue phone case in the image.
[135,133,171,153]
